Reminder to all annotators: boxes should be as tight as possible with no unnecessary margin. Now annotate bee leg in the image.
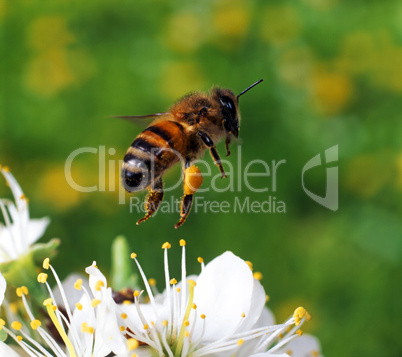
[225,134,231,157]
[136,177,164,225]
[174,165,203,229]
[197,131,227,178]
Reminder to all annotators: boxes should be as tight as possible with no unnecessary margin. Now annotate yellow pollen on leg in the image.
[162,242,171,249]
[127,338,139,351]
[16,286,28,297]
[180,239,186,246]
[170,278,177,285]
[197,257,204,263]
[42,258,50,270]
[253,272,263,280]
[130,252,137,259]
[75,303,83,311]
[95,280,105,291]
[74,279,83,290]
[37,273,48,283]
[237,339,244,346]
[11,321,22,331]
[30,320,41,330]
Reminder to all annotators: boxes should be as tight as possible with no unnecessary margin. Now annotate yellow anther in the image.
[130,252,137,259]
[185,330,189,337]
[245,260,253,271]
[170,278,177,285]
[123,300,131,305]
[9,303,18,314]
[265,295,270,303]
[52,306,57,311]
[200,314,206,319]
[162,320,168,327]
[127,338,139,351]
[148,278,156,286]
[16,286,28,297]
[180,239,186,246]
[151,321,155,326]
[306,312,312,321]
[143,324,149,330]
[192,303,197,309]
[91,299,101,307]
[37,273,48,283]
[184,320,190,327]
[74,279,83,290]
[296,329,303,336]
[3,166,10,173]
[241,312,245,318]
[30,320,41,330]
[176,288,181,293]
[11,321,22,331]
[120,326,125,332]
[75,303,83,311]
[121,313,127,319]
[187,279,196,288]
[311,350,320,357]
[95,280,105,291]
[293,306,307,326]
[81,322,94,334]
[43,258,50,270]
[133,290,140,297]
[131,354,137,357]
[17,336,23,342]
[253,272,263,280]
[197,257,204,263]
[43,298,53,306]
[237,338,244,346]
[286,350,293,356]
[0,319,5,330]
[162,242,171,249]
[20,194,26,200]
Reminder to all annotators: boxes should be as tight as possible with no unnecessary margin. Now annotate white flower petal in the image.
[192,251,265,342]
[249,353,289,357]
[277,334,322,357]
[0,341,21,357]
[26,217,50,246]
[0,272,6,306]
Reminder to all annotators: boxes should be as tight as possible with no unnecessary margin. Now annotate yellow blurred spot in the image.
[302,0,337,11]
[311,68,353,115]
[164,13,205,53]
[213,3,250,38]
[278,47,313,88]
[337,31,402,93]
[261,6,301,45]
[39,165,84,210]
[346,153,393,198]
[160,62,205,101]
[28,16,74,51]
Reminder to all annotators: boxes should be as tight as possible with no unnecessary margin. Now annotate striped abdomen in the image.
[122,120,186,192]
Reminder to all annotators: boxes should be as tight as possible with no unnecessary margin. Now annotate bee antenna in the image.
[236,79,263,100]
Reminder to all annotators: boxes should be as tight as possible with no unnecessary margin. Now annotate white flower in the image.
[119,240,322,357]
[0,259,134,357]
[0,167,50,263]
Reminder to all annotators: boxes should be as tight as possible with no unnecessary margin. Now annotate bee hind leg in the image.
[137,177,164,225]
[174,165,203,229]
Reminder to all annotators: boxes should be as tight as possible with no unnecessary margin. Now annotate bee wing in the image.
[112,112,170,124]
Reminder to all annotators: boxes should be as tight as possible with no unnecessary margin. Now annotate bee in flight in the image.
[118,79,263,228]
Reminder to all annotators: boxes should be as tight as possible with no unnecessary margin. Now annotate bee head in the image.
[214,79,263,138]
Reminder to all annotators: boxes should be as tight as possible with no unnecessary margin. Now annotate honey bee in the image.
[118,79,263,228]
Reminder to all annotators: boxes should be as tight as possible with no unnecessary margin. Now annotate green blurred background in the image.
[1,0,402,356]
